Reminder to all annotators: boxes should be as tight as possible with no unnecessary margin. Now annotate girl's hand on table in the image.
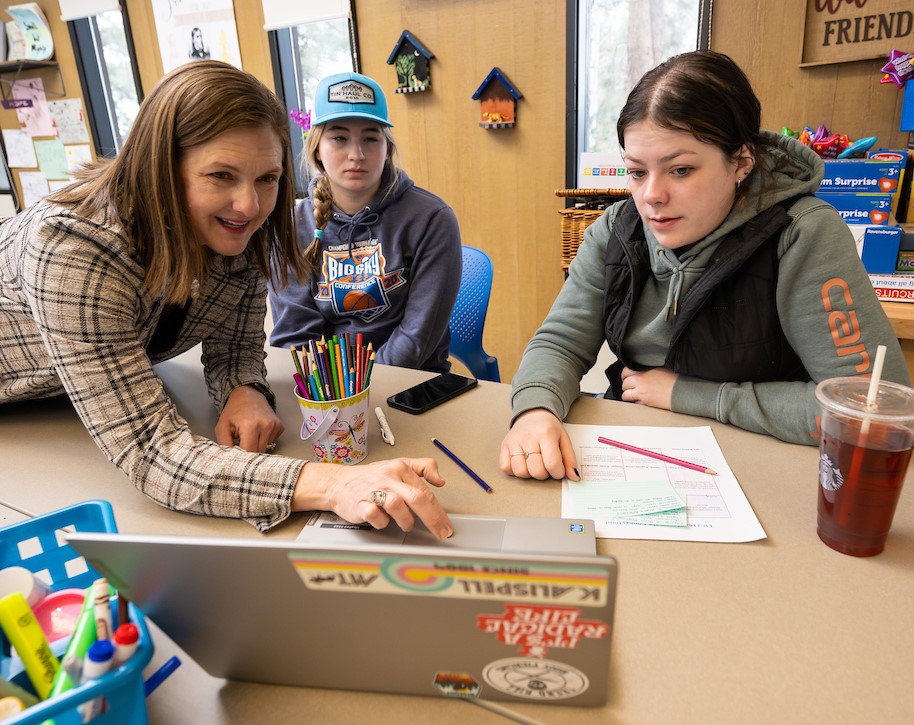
[499,408,579,481]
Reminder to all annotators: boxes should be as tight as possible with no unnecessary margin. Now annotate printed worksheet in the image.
[562,424,766,542]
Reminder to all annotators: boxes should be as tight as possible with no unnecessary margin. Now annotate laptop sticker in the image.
[433,672,481,698]
[288,552,610,604]
[477,604,610,658]
[482,657,589,701]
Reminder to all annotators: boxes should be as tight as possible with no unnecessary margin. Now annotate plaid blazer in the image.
[0,201,303,531]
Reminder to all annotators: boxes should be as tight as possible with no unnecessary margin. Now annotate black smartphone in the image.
[386,372,478,414]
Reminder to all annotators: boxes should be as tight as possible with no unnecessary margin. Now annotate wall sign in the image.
[801,0,914,67]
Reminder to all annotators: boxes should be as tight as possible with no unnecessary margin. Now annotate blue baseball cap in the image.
[312,72,393,127]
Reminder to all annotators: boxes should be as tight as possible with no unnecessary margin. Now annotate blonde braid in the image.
[306,176,334,269]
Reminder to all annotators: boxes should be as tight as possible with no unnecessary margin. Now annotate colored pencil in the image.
[597,436,717,475]
[432,438,493,493]
[290,345,305,379]
[363,351,375,390]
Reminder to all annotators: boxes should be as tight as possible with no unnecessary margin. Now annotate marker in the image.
[0,566,49,607]
[375,407,395,445]
[431,438,493,493]
[47,588,96,697]
[597,436,717,475]
[78,639,115,721]
[111,623,140,667]
[92,578,112,641]
[0,592,60,699]
[144,655,182,696]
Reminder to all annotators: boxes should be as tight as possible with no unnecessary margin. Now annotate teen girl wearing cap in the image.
[500,50,908,481]
[269,72,462,372]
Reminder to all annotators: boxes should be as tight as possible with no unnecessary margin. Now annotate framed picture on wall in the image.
[151,0,243,74]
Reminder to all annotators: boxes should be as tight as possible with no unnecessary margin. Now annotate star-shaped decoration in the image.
[880,49,913,88]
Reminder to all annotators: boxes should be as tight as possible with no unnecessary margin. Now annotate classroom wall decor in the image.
[472,67,521,128]
[386,29,433,93]
[151,0,242,73]
[801,0,913,67]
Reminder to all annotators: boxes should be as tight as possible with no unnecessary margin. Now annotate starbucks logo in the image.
[819,453,844,492]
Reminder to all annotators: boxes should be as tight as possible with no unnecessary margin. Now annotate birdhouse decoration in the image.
[386,30,434,93]
[472,67,522,129]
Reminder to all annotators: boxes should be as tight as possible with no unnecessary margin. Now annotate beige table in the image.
[2,347,912,724]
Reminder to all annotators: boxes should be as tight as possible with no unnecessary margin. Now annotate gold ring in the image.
[265,442,277,453]
[510,453,526,458]
[525,450,541,456]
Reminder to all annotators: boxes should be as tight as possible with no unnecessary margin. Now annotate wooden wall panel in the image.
[354,0,567,381]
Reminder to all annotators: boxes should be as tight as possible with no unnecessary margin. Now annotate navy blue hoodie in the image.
[269,169,462,372]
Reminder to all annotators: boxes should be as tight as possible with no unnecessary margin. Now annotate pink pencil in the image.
[597,436,717,475]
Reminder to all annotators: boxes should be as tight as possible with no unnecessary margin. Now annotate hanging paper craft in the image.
[386,30,434,93]
[5,3,53,61]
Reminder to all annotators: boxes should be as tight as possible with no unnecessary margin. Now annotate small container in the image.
[0,500,155,724]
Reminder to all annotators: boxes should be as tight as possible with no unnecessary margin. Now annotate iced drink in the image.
[816,377,914,557]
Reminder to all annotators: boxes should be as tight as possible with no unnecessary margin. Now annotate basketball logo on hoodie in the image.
[316,243,405,322]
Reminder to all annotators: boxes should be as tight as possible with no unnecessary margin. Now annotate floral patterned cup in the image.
[294,386,369,465]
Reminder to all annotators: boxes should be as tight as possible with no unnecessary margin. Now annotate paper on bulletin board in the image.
[151,0,242,74]
[49,99,90,145]
[2,129,37,167]
[11,79,53,137]
[33,139,69,180]
[65,144,92,174]
[18,170,48,208]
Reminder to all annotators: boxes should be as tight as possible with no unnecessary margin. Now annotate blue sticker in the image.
[569,523,584,533]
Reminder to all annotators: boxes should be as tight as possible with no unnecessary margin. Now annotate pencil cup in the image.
[294,386,370,465]
[815,377,914,556]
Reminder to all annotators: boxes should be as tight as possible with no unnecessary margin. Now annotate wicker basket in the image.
[556,188,630,271]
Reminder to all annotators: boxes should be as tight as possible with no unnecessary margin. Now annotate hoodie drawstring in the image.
[662,250,697,321]
[336,208,380,254]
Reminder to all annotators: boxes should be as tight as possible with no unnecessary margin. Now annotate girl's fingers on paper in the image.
[559,431,580,480]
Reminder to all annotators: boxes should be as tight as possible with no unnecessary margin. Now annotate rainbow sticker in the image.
[288,552,610,605]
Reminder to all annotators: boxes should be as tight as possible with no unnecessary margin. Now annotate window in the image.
[270,15,359,195]
[568,0,711,185]
[67,8,142,158]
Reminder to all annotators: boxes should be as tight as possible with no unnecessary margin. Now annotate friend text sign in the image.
[801,0,913,67]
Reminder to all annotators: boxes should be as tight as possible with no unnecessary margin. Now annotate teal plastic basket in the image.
[0,500,153,724]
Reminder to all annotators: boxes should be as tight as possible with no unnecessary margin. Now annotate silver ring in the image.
[265,442,277,453]
[369,490,388,508]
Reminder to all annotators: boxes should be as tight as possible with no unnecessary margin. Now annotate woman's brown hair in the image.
[50,60,308,303]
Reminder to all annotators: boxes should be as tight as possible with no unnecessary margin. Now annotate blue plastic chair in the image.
[448,245,500,382]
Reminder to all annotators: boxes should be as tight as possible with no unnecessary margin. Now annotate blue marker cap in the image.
[87,639,115,663]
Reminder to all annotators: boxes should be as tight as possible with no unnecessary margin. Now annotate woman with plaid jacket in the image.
[0,61,452,539]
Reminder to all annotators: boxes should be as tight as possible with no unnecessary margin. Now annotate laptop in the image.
[68,515,618,707]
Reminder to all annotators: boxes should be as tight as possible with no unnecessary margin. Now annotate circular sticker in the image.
[482,657,588,700]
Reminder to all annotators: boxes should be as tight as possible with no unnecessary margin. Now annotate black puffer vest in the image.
[603,197,811,400]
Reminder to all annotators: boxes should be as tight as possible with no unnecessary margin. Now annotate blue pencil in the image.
[431,438,493,493]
